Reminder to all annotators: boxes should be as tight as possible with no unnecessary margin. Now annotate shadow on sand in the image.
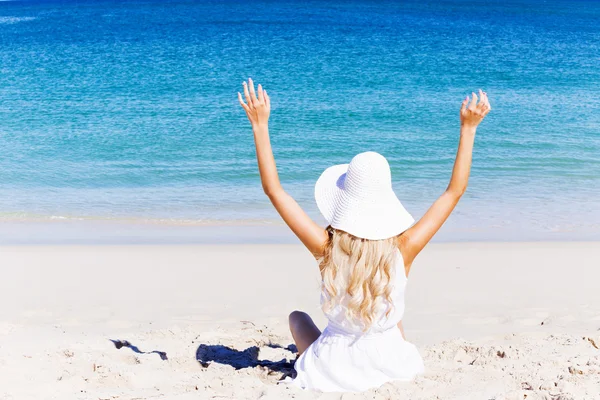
[110,339,168,361]
[195,343,297,379]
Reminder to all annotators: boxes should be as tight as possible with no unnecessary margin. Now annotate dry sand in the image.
[0,242,599,399]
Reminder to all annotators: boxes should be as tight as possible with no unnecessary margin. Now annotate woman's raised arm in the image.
[399,90,491,271]
[238,79,328,257]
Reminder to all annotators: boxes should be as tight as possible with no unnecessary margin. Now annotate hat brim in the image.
[315,164,415,240]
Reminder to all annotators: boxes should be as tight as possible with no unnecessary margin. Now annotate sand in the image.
[0,242,599,399]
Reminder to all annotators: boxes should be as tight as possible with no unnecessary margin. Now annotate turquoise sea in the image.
[0,0,599,242]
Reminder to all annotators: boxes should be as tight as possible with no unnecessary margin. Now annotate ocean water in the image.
[0,0,599,241]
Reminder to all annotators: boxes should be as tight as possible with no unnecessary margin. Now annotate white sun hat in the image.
[315,151,415,240]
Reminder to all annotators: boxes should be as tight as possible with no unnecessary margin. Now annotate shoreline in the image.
[0,218,598,245]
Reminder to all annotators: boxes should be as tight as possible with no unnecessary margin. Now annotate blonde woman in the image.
[238,79,491,392]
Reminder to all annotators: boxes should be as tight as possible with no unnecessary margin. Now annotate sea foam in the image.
[0,16,37,25]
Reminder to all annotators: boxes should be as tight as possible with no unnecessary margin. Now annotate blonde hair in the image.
[319,227,399,331]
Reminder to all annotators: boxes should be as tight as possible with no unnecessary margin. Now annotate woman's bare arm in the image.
[400,91,491,271]
[238,79,328,257]
[397,320,406,340]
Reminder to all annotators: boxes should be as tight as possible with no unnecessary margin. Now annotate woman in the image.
[238,79,491,392]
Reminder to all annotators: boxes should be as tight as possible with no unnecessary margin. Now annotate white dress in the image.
[291,249,424,392]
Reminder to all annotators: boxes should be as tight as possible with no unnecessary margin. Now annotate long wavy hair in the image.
[319,226,399,331]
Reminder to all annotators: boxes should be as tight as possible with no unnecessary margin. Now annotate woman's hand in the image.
[460,89,491,130]
[238,78,270,129]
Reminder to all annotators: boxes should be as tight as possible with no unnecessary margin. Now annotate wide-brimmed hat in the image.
[315,151,414,240]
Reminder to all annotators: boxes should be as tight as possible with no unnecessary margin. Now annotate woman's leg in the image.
[288,310,321,355]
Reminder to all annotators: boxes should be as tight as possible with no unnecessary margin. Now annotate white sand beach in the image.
[1,242,599,399]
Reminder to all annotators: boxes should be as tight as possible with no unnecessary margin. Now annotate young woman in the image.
[238,79,491,392]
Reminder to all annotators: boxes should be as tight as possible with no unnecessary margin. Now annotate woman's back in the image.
[322,249,407,335]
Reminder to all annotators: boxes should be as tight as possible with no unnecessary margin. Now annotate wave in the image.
[0,212,279,226]
[0,16,37,25]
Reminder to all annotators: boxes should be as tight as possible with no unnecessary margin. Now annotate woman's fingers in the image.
[460,96,469,114]
[477,90,486,113]
[264,90,270,110]
[469,92,478,110]
[460,90,491,127]
[257,84,264,104]
[238,92,250,113]
[248,78,258,105]
[242,78,268,109]
[483,95,491,115]
[477,89,485,110]
[243,81,252,107]
[480,91,491,114]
